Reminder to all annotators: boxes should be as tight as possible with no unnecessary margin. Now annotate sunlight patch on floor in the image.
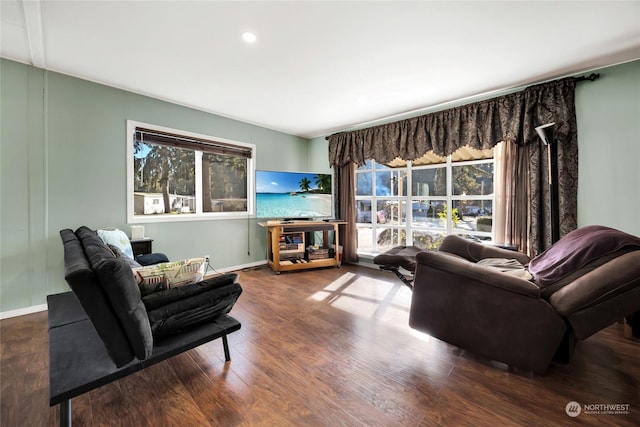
[308,272,413,328]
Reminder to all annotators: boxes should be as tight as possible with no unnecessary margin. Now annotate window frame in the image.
[126,120,255,223]
[355,154,494,256]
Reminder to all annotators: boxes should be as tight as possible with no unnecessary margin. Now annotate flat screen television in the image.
[256,170,334,219]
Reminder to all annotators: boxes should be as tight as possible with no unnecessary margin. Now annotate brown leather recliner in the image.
[408,225,640,373]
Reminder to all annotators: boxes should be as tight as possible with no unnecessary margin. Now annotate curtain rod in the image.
[574,73,600,82]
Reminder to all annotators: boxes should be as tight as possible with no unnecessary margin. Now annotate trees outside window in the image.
[355,147,494,254]
[127,121,255,223]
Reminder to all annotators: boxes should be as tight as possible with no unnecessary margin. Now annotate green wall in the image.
[1,58,639,314]
[308,136,331,174]
[575,60,640,235]
[1,59,313,313]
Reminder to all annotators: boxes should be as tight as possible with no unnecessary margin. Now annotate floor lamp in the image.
[535,122,560,244]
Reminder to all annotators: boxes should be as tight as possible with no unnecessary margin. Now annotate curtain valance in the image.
[328,77,576,167]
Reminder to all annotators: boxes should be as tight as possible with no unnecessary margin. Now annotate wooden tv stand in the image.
[259,221,345,273]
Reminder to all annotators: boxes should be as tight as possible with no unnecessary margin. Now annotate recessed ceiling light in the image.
[242,32,257,44]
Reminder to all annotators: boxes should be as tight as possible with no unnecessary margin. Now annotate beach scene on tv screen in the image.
[256,171,332,218]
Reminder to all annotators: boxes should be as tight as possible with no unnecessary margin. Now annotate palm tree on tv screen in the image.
[315,174,331,193]
[299,177,311,192]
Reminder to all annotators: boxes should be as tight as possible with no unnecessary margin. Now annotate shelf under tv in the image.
[258,221,346,274]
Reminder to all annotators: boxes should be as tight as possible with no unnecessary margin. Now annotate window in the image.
[355,146,494,254]
[127,121,255,223]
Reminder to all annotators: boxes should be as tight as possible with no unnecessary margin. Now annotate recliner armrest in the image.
[549,250,640,316]
[439,235,530,265]
[416,251,540,298]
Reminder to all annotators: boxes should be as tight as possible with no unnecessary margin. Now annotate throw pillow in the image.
[97,229,134,259]
[132,257,207,295]
[135,252,169,266]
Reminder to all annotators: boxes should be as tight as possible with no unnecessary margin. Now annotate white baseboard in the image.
[0,303,48,320]
[210,260,268,274]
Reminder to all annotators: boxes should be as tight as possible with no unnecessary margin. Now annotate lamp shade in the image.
[535,122,556,145]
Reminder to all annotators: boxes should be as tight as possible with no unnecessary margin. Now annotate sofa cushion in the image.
[144,273,242,337]
[60,229,135,367]
[477,258,532,280]
[93,257,153,360]
[75,225,104,244]
[108,244,142,268]
[143,273,240,311]
[76,226,117,269]
[97,228,135,259]
[528,225,640,289]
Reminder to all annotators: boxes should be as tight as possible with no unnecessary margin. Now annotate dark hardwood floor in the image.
[1,264,638,426]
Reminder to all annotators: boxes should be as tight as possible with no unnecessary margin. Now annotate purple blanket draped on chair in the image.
[528,225,640,288]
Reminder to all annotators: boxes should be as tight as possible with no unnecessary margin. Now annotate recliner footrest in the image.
[373,246,423,289]
[373,245,423,272]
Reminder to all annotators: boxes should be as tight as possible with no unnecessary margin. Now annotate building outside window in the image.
[127,121,255,223]
[355,146,494,255]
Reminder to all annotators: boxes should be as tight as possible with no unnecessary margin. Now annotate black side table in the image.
[130,238,153,257]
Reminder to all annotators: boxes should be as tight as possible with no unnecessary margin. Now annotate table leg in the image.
[222,335,231,361]
[60,399,72,427]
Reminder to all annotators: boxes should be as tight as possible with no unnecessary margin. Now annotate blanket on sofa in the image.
[528,225,640,288]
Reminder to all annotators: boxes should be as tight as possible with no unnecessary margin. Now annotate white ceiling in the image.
[2,1,639,139]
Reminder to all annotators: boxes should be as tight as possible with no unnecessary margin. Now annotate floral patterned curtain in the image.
[521,79,578,254]
[327,78,578,255]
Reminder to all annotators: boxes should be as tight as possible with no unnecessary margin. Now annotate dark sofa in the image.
[59,226,243,366]
[409,226,640,373]
[49,226,243,426]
